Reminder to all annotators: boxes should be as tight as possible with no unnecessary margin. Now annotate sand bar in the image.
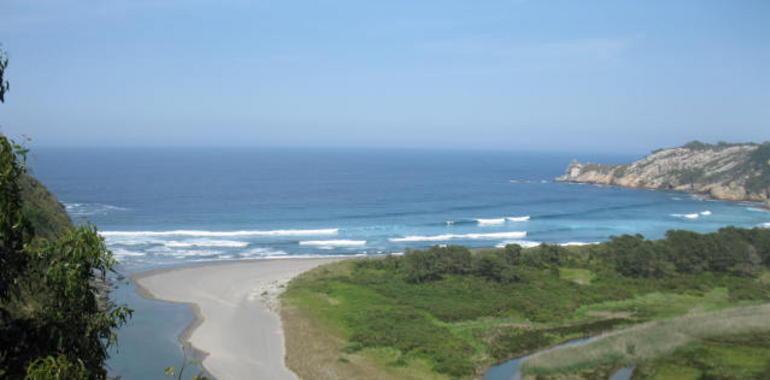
[134,258,339,380]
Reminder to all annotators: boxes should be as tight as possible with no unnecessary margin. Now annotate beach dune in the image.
[135,258,338,380]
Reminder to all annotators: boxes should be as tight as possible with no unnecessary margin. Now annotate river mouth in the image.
[483,337,635,380]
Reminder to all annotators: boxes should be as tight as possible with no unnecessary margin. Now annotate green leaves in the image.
[23,355,87,380]
[0,136,132,379]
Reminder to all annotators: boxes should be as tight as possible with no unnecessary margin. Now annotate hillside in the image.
[557,141,770,207]
[19,173,73,241]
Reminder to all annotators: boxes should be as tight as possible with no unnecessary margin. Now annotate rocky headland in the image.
[557,141,770,208]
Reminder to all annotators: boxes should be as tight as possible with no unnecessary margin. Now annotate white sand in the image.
[135,258,338,380]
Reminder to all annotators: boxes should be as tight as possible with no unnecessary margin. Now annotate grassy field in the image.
[633,333,770,379]
[523,303,770,378]
[281,228,770,379]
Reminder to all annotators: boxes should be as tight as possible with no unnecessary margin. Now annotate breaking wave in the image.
[495,240,541,248]
[671,211,711,219]
[475,216,530,226]
[494,240,598,248]
[299,240,367,249]
[100,228,339,238]
[111,248,146,258]
[671,213,700,219]
[240,247,290,258]
[477,218,505,226]
[560,241,599,247]
[65,203,128,216]
[164,240,249,248]
[390,231,526,243]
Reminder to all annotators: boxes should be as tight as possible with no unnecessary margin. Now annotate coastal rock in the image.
[556,142,770,206]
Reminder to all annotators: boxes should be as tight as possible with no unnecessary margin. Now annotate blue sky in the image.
[0,0,768,152]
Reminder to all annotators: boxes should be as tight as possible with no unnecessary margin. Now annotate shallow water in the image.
[610,366,635,380]
[28,147,770,379]
[484,337,594,380]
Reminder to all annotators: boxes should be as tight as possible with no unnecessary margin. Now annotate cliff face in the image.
[557,142,770,206]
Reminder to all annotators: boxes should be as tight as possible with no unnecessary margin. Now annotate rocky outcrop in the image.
[556,142,770,206]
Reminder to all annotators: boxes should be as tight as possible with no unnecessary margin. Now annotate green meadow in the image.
[282,228,770,379]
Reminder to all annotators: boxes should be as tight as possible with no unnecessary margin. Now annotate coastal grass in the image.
[281,261,450,380]
[624,334,770,379]
[282,263,767,378]
[558,267,595,285]
[521,303,770,378]
[281,229,770,379]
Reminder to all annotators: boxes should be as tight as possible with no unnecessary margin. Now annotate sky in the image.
[0,0,768,153]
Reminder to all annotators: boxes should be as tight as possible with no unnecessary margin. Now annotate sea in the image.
[28,147,770,379]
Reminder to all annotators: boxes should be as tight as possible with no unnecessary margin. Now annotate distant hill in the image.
[557,141,770,207]
[19,172,73,241]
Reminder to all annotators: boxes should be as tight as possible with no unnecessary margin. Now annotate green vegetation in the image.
[283,228,770,379]
[634,333,770,380]
[681,140,755,151]
[0,134,132,379]
[0,48,131,379]
[523,303,770,378]
[19,173,73,241]
[747,142,770,193]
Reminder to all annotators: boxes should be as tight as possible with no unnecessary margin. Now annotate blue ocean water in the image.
[29,147,770,379]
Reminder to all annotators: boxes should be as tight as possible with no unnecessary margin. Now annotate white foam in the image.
[262,253,367,260]
[164,239,249,248]
[477,218,506,226]
[671,213,699,219]
[65,203,128,216]
[747,207,769,213]
[560,241,599,247]
[107,237,164,246]
[299,240,366,248]
[111,248,146,258]
[506,216,531,222]
[390,231,527,243]
[700,210,712,216]
[446,220,455,225]
[168,249,224,257]
[100,228,339,238]
[240,247,289,257]
[495,240,541,248]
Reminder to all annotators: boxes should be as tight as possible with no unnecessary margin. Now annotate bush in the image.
[347,305,475,377]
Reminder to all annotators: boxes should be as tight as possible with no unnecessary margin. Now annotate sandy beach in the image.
[134,258,339,380]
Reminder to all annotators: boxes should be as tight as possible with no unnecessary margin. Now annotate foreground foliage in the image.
[0,136,131,376]
[283,227,770,379]
[0,46,132,379]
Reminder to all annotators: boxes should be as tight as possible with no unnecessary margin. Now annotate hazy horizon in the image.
[1,0,768,152]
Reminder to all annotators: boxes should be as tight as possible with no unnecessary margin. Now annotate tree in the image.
[0,46,9,103]
[473,254,504,282]
[0,48,132,379]
[606,235,674,278]
[0,136,31,299]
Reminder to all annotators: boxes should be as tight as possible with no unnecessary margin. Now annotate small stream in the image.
[484,337,634,380]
